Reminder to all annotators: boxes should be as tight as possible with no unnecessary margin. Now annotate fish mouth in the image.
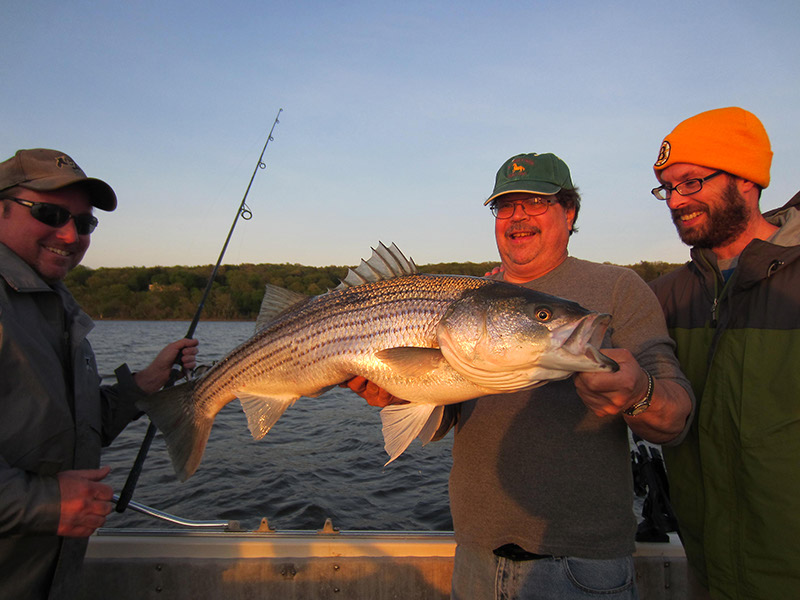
[559,313,619,372]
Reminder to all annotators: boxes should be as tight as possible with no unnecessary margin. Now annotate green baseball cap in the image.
[0,148,117,211]
[484,152,574,205]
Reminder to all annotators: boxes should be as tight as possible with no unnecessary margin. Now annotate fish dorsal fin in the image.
[255,284,309,332]
[334,242,418,291]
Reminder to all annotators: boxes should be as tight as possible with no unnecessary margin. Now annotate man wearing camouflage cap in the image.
[0,149,198,599]
[649,108,800,599]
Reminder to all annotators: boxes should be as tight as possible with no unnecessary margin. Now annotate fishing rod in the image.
[115,108,283,514]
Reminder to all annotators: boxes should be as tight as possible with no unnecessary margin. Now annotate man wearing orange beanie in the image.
[649,108,800,599]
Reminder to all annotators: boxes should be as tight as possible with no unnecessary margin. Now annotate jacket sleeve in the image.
[0,296,63,535]
[611,268,696,445]
[0,459,61,536]
[98,364,147,446]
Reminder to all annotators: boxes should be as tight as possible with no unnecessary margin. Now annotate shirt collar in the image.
[0,242,59,293]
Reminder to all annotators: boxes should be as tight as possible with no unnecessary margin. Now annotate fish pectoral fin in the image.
[237,393,297,440]
[375,347,446,377]
[380,403,439,465]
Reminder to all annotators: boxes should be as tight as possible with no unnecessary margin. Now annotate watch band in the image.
[624,369,654,417]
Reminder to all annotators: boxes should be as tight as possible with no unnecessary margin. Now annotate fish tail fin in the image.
[137,379,211,482]
[380,404,444,465]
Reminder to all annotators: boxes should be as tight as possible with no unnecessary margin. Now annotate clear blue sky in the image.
[3,1,799,269]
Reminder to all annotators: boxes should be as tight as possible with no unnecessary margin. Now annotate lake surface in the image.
[92,321,648,534]
[91,321,454,532]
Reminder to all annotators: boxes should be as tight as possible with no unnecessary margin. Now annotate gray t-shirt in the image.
[448,256,692,558]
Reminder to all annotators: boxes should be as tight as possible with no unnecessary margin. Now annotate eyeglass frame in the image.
[489,195,557,219]
[0,194,99,235]
[651,170,726,201]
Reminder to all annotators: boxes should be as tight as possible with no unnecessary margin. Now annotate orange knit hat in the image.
[653,107,772,189]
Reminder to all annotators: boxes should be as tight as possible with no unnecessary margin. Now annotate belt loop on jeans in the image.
[493,544,554,561]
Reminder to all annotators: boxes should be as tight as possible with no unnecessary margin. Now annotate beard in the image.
[671,179,750,249]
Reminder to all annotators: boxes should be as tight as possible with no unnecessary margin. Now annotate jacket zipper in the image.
[710,297,719,328]
[699,253,725,328]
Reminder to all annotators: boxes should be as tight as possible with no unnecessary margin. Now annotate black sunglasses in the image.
[1,195,98,235]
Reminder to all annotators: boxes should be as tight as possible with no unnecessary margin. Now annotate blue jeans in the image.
[451,544,639,600]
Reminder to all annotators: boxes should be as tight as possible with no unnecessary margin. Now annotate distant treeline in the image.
[64,260,684,321]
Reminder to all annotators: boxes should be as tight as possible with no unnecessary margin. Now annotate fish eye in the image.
[534,307,552,321]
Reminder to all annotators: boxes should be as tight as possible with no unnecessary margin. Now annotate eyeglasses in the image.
[490,196,555,219]
[651,170,725,201]
[1,195,98,235]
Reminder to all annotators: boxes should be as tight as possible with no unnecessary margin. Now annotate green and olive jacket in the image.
[650,192,800,600]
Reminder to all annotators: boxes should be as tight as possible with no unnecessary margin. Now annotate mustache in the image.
[505,224,542,236]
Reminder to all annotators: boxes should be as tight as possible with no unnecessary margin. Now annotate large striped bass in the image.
[139,243,618,481]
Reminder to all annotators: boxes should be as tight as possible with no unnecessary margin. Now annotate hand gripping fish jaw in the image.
[435,284,619,392]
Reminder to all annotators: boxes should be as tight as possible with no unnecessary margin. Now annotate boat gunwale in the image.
[87,528,685,560]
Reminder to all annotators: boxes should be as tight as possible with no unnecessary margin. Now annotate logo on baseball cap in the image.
[485,153,574,205]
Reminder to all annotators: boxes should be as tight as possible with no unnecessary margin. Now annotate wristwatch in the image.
[624,369,654,417]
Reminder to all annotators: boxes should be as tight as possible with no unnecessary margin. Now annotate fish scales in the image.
[198,274,490,404]
[181,274,490,432]
[139,244,618,480]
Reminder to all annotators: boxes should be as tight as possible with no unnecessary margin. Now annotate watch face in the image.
[624,399,650,417]
[624,371,654,416]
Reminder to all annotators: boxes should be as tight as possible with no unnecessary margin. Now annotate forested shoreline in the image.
[64,260,683,321]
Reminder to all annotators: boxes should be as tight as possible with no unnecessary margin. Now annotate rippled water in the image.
[91,321,454,532]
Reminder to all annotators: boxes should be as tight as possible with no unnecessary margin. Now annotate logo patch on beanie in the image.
[654,141,671,168]
[506,156,535,178]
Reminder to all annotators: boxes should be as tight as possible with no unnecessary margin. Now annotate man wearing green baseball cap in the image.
[0,148,199,599]
[346,152,694,599]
